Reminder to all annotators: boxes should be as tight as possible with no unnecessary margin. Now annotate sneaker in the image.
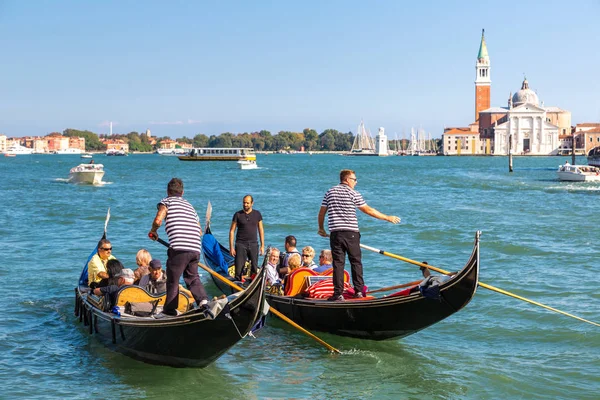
[327,294,344,302]
[353,292,364,299]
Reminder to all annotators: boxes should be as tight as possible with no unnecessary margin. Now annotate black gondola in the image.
[74,249,267,368]
[203,229,480,341]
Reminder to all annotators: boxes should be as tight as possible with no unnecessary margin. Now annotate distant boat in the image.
[106,149,128,156]
[4,153,16,157]
[557,164,600,182]
[4,144,33,155]
[588,147,600,167]
[344,120,376,156]
[54,148,83,155]
[69,163,105,185]
[81,153,93,159]
[238,160,258,170]
[179,147,256,162]
[156,148,189,156]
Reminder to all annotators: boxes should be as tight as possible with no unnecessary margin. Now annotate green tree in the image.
[193,134,209,147]
[63,128,105,151]
[320,132,336,151]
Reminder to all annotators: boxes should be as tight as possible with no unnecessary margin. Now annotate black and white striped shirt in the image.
[321,184,366,232]
[159,196,202,252]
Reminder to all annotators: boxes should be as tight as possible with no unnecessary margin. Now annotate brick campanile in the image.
[475,29,491,121]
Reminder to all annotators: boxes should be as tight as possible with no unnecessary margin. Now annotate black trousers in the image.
[330,231,364,296]
[164,249,208,313]
[234,241,259,281]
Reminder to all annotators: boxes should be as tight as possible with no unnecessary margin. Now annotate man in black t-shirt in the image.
[229,195,265,281]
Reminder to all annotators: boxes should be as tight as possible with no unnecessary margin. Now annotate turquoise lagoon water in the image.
[0,154,598,399]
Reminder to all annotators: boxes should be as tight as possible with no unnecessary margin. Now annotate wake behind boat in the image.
[69,163,105,185]
[202,226,480,341]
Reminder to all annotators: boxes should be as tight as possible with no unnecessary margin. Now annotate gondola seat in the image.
[284,268,318,296]
[115,285,191,314]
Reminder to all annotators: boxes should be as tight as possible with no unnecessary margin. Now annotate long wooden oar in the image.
[360,243,600,328]
[151,235,341,353]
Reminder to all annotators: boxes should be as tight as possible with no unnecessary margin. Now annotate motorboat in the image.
[54,148,83,155]
[238,160,258,170]
[69,163,105,184]
[81,153,93,159]
[557,164,600,182]
[106,149,128,156]
[4,144,33,155]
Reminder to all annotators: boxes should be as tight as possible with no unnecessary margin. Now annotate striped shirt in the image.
[159,196,202,252]
[321,183,366,232]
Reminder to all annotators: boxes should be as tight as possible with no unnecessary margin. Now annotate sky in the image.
[1,0,599,139]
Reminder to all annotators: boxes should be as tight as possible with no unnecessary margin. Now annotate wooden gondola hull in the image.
[265,235,479,340]
[74,267,267,367]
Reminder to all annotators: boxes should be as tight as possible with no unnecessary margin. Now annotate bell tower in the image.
[475,29,491,121]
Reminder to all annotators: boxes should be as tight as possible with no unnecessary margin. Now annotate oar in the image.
[150,235,341,354]
[360,243,600,328]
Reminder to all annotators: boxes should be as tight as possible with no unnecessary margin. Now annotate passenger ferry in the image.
[178,147,256,162]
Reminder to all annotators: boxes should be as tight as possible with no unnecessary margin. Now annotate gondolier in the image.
[149,178,209,316]
[318,169,400,301]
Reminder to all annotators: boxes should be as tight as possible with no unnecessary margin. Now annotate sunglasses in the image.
[348,177,357,182]
[302,254,311,257]
[100,247,112,251]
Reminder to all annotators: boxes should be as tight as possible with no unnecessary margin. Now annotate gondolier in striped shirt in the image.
[149,178,209,316]
[318,169,400,301]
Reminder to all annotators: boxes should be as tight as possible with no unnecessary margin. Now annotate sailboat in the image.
[344,120,376,156]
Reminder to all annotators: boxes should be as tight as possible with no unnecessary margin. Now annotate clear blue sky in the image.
[1,0,599,139]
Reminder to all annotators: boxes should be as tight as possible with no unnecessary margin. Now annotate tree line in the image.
[62,128,358,152]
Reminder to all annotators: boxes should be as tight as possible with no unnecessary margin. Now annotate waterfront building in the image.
[103,139,129,153]
[0,135,6,153]
[375,127,390,156]
[443,29,571,156]
[575,123,600,155]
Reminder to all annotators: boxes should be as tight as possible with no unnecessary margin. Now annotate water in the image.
[1,154,598,399]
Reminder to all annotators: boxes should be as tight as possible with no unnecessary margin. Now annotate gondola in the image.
[74,238,267,368]
[203,228,480,341]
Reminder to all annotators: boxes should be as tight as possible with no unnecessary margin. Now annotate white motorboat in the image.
[106,149,128,156]
[69,163,105,184]
[557,164,600,182]
[80,153,93,159]
[238,160,258,170]
[54,148,83,155]
[4,144,33,155]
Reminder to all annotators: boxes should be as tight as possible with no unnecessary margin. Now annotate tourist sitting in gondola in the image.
[138,259,167,294]
[133,249,152,283]
[88,239,116,288]
[265,248,281,285]
[92,268,135,308]
[301,246,318,270]
[138,259,195,298]
[314,249,333,273]
[278,235,301,277]
[105,259,125,286]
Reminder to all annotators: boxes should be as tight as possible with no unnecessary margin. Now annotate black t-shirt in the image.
[232,209,263,243]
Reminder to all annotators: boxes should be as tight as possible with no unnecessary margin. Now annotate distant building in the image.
[103,139,129,152]
[145,129,151,138]
[575,123,600,155]
[443,29,571,156]
[0,135,6,153]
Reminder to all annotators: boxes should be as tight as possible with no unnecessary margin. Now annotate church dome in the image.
[512,78,539,107]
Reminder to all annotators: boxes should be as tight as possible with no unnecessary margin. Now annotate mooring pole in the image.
[571,130,576,165]
[509,134,513,173]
